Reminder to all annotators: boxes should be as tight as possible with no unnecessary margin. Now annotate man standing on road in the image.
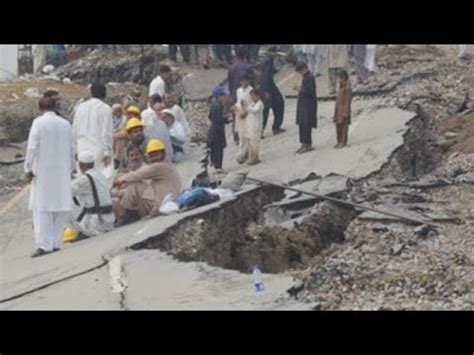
[25,97,75,257]
[333,69,352,149]
[293,62,317,154]
[304,45,327,77]
[326,45,349,95]
[72,83,114,177]
[260,46,285,138]
[168,44,191,65]
[351,45,369,84]
[207,86,229,173]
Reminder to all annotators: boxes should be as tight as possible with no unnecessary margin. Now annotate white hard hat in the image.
[78,151,95,164]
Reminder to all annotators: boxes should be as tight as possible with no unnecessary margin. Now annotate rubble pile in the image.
[354,45,474,121]
[184,100,211,143]
[0,80,88,141]
[292,182,474,310]
[55,46,169,85]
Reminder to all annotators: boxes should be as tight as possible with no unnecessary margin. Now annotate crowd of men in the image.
[25,78,187,257]
[24,44,369,258]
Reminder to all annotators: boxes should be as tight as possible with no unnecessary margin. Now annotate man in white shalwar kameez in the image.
[304,45,327,76]
[72,83,114,179]
[365,45,377,73]
[65,151,115,238]
[232,75,253,164]
[25,97,75,257]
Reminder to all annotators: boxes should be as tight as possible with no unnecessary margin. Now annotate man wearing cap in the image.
[120,117,173,169]
[163,93,191,137]
[73,83,114,176]
[160,109,188,159]
[65,151,115,238]
[25,97,75,257]
[207,86,230,173]
[113,139,182,224]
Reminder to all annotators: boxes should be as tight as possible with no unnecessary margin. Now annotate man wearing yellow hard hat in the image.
[113,139,182,225]
[117,115,173,170]
[125,105,141,119]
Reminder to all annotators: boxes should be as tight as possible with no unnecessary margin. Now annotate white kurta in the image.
[244,100,264,141]
[149,75,165,97]
[72,98,114,172]
[235,86,253,137]
[304,45,327,75]
[169,120,187,148]
[326,45,349,69]
[142,108,158,126]
[66,168,114,237]
[365,45,377,71]
[25,111,74,251]
[169,104,191,137]
[25,112,75,212]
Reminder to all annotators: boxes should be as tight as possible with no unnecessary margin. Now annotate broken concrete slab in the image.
[120,250,308,310]
[358,206,428,224]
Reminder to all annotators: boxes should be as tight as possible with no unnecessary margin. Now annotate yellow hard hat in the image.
[146,139,166,154]
[63,227,78,242]
[126,117,144,132]
[126,105,141,114]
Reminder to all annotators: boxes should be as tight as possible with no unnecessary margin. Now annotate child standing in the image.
[233,74,253,164]
[207,86,229,173]
[334,69,352,148]
[241,88,264,165]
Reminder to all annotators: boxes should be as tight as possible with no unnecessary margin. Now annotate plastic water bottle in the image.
[253,265,265,294]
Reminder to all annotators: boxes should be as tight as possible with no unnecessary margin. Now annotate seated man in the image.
[160,109,188,159]
[65,151,115,238]
[112,103,127,168]
[112,143,144,200]
[113,139,182,225]
[163,93,191,137]
[113,104,141,167]
[120,118,173,169]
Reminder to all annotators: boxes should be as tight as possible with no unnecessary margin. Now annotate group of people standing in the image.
[207,45,355,173]
[295,44,377,93]
[206,46,286,172]
[24,43,359,258]
[25,69,189,257]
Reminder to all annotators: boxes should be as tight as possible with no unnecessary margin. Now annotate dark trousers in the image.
[169,45,191,63]
[213,45,232,62]
[299,123,313,145]
[210,144,224,169]
[336,122,349,144]
[262,86,285,133]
